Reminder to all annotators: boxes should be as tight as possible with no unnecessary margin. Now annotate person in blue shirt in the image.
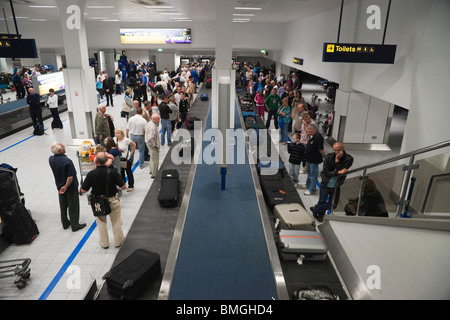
[277,97,291,144]
[139,72,148,102]
[49,142,86,232]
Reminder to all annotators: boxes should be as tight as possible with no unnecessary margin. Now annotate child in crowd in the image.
[254,89,266,121]
[287,132,306,187]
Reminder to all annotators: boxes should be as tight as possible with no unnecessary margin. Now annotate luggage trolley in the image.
[0,258,31,289]
[76,141,96,188]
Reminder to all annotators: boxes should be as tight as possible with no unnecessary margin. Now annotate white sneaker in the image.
[299,184,307,189]
[304,191,315,196]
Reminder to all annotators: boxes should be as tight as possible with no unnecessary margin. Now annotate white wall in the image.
[276,0,450,154]
[17,20,284,53]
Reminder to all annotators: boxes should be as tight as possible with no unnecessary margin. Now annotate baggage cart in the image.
[0,258,31,289]
[76,147,96,187]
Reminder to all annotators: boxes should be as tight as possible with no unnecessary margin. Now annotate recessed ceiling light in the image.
[144,6,175,9]
[28,5,56,8]
[233,13,255,16]
[234,7,262,10]
[86,6,115,9]
[158,12,183,15]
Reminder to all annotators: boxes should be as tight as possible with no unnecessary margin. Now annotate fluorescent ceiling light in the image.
[28,5,56,8]
[170,17,191,20]
[233,13,255,16]
[89,17,109,20]
[102,20,119,22]
[234,7,262,10]
[144,6,174,9]
[158,12,183,15]
[10,16,29,19]
[233,20,249,23]
[86,6,115,9]
[29,18,47,21]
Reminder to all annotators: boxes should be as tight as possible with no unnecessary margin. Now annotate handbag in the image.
[344,197,358,216]
[89,168,111,217]
[120,149,129,169]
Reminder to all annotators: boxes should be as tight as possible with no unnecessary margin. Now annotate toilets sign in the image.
[322,42,396,64]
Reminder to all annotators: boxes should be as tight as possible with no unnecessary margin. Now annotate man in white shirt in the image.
[126,106,148,169]
[174,85,183,107]
[145,113,161,179]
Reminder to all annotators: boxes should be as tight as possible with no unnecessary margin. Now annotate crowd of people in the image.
[236,60,386,221]
[45,58,387,248]
[71,60,211,247]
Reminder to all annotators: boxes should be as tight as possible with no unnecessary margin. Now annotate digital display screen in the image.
[36,71,65,96]
[119,28,192,44]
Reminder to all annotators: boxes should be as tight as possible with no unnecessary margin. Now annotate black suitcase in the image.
[186,116,200,130]
[103,249,161,300]
[260,173,298,210]
[158,169,180,208]
[0,203,39,244]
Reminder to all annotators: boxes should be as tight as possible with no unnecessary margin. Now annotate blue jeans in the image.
[306,162,319,194]
[289,163,300,184]
[314,182,342,214]
[161,119,172,146]
[265,110,278,129]
[279,121,289,143]
[130,134,145,167]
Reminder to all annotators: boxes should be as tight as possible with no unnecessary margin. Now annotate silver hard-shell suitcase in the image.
[274,203,315,231]
[278,229,328,264]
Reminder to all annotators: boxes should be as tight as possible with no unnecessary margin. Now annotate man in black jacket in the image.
[310,142,353,221]
[103,73,115,107]
[158,96,173,146]
[27,88,43,129]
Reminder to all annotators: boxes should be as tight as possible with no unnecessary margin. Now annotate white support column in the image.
[213,0,235,176]
[56,0,99,144]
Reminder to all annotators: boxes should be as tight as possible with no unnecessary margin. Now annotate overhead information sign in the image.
[0,38,38,58]
[293,57,303,65]
[322,43,396,64]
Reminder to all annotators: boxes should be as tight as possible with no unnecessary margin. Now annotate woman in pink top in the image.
[254,89,266,120]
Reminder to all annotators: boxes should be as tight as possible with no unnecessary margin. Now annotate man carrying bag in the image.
[81,152,126,249]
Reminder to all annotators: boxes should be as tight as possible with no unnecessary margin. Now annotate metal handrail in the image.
[344,140,450,176]
[330,139,450,217]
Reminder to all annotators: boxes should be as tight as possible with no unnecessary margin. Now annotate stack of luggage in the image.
[257,162,328,265]
[0,165,39,245]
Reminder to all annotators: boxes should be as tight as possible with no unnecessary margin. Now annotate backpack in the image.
[33,123,45,136]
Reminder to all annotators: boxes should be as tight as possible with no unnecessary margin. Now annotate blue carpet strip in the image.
[168,103,278,300]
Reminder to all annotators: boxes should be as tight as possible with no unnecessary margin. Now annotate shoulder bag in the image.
[89,168,111,216]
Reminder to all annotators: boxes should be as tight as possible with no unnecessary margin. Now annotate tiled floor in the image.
[0,90,176,300]
[0,82,405,300]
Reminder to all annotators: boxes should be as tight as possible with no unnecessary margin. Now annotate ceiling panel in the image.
[0,0,353,25]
